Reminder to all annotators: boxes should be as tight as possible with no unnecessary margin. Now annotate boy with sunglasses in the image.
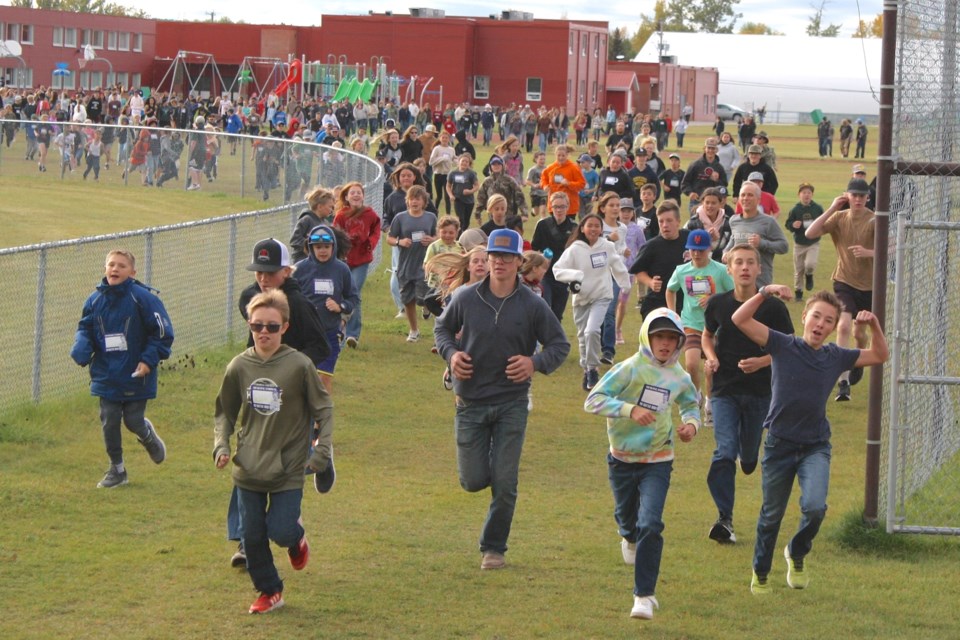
[215,289,334,614]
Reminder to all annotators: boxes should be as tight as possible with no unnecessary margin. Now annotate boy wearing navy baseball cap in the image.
[665,229,734,424]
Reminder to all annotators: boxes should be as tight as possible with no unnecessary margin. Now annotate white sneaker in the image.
[630,595,659,620]
[394,310,406,319]
[621,538,636,565]
[406,330,420,343]
[527,391,533,412]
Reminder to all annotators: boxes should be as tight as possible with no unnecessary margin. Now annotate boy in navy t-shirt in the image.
[732,287,887,595]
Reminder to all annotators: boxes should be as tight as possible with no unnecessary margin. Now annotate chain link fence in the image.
[880,0,960,534]
[0,128,383,415]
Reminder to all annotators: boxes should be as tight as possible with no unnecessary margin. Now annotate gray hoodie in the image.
[435,276,570,403]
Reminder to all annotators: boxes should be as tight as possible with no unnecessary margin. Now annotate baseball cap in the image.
[685,229,713,251]
[846,178,871,194]
[798,182,815,192]
[424,124,437,133]
[489,156,504,165]
[755,131,769,141]
[578,153,593,163]
[487,229,523,256]
[852,164,866,175]
[705,137,718,147]
[717,186,728,197]
[748,171,765,182]
[668,153,680,160]
[619,198,636,210]
[246,238,292,272]
[648,316,684,336]
[612,148,629,159]
[747,144,763,154]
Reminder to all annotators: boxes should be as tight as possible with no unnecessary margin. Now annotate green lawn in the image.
[2,123,958,639]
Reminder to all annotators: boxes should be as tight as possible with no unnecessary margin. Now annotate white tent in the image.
[635,32,881,121]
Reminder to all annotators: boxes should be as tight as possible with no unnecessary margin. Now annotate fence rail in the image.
[0,125,383,414]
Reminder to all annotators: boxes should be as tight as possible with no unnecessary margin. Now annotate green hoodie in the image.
[214,344,333,493]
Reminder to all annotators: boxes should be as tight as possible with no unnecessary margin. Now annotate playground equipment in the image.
[226,56,287,98]
[274,59,302,94]
[156,50,226,97]
[77,43,114,86]
[301,55,401,103]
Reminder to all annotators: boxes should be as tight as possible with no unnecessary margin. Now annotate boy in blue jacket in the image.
[71,249,175,488]
[293,225,359,394]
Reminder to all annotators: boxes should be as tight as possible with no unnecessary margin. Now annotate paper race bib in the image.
[411,231,425,243]
[687,276,714,296]
[637,384,671,412]
[590,252,608,269]
[453,174,466,184]
[314,279,335,296]
[248,378,283,415]
[604,176,618,185]
[104,333,128,352]
[670,179,680,187]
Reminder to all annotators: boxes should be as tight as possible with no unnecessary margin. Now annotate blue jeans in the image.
[538,132,548,153]
[600,279,620,359]
[752,435,831,577]
[236,486,304,595]
[706,394,770,520]
[455,397,529,555]
[99,398,149,465]
[390,245,403,311]
[608,454,673,597]
[345,262,369,340]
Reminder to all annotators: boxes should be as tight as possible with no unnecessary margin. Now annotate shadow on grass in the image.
[831,509,960,561]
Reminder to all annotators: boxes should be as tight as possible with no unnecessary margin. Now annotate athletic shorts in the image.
[316,329,342,376]
[399,277,430,306]
[683,327,703,354]
[833,281,872,316]
[531,194,547,207]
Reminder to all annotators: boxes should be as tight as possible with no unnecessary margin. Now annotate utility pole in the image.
[207,11,216,22]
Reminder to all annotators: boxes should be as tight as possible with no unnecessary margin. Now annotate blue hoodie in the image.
[70,277,174,402]
[292,224,359,333]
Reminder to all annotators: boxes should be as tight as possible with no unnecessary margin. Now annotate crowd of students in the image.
[46,85,891,619]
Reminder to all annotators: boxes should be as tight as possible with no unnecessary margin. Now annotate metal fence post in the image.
[226,218,237,342]
[240,137,246,198]
[32,248,47,403]
[143,231,154,286]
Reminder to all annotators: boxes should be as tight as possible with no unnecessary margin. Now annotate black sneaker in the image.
[709,518,737,544]
[97,465,128,488]
[805,273,814,291]
[138,418,166,464]
[849,367,864,386]
[600,353,614,365]
[795,289,803,302]
[581,370,590,391]
[586,369,600,390]
[835,380,851,401]
[314,448,336,494]
[231,542,247,568]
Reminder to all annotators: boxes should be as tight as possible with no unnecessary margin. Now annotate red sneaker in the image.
[288,534,309,571]
[249,591,284,614]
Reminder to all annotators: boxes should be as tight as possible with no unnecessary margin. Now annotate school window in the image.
[93,30,104,48]
[592,80,598,103]
[6,23,19,41]
[21,24,33,45]
[568,32,574,54]
[53,26,63,46]
[82,29,91,46]
[118,31,129,51]
[594,34,600,58]
[4,66,33,88]
[90,71,103,88]
[115,71,128,87]
[131,72,141,89]
[579,79,586,104]
[581,33,587,57]
[132,33,142,52]
[64,27,77,48]
[566,79,571,102]
[526,77,542,102]
[473,75,489,100]
[107,31,117,50]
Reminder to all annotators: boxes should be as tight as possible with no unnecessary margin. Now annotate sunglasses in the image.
[249,321,283,334]
[309,234,334,244]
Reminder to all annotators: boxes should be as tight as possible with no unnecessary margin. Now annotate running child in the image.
[732,286,887,594]
[387,185,438,342]
[584,308,699,620]
[784,182,824,302]
[71,249,174,488]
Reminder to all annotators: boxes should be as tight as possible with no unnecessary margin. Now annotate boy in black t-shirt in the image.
[659,153,685,206]
[702,243,793,546]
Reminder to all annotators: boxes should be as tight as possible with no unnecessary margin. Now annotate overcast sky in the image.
[98,0,880,39]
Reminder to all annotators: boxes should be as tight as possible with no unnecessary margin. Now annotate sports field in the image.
[1,124,958,639]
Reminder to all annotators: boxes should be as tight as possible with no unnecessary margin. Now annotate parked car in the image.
[716,103,746,122]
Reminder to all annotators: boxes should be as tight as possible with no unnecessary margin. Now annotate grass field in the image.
[2,124,959,639]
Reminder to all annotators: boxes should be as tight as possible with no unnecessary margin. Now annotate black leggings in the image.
[454,200,473,233]
[434,173,450,214]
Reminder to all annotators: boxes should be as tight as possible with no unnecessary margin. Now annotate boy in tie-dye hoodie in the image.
[584,307,700,621]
